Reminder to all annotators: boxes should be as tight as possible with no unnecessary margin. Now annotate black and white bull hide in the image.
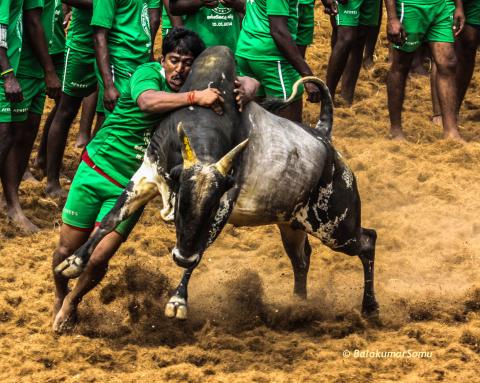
[55,45,378,322]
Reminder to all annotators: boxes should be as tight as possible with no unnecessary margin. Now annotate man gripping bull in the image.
[51,28,259,333]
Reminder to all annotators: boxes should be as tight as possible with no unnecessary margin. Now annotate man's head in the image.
[161,28,206,92]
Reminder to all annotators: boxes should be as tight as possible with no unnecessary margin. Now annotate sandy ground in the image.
[1,8,480,382]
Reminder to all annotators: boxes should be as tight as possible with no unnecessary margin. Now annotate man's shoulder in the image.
[134,61,163,76]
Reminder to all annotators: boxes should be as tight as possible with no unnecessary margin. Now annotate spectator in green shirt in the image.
[2,0,62,234]
[236,0,321,123]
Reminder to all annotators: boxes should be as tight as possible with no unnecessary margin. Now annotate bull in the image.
[55,46,378,321]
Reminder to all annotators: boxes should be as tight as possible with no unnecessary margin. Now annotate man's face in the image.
[161,51,195,92]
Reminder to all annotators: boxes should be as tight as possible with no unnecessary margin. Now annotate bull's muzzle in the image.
[172,247,200,268]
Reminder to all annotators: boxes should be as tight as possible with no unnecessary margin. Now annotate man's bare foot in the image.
[46,184,68,199]
[7,209,39,234]
[22,169,39,183]
[431,115,442,127]
[75,134,90,148]
[388,128,406,141]
[443,130,465,142]
[52,299,78,334]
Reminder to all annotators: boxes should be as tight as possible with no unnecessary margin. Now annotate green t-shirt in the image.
[91,0,152,76]
[298,0,314,4]
[66,8,94,53]
[0,0,24,73]
[86,62,172,186]
[236,0,299,61]
[184,5,241,52]
[17,0,45,78]
[148,0,161,8]
[42,0,65,54]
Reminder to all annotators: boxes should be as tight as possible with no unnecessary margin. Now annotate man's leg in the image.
[52,224,91,324]
[0,122,13,169]
[1,112,42,232]
[76,90,98,148]
[456,25,479,113]
[326,26,358,100]
[34,104,58,175]
[53,229,124,333]
[430,61,443,126]
[45,93,83,197]
[277,99,303,123]
[340,25,369,105]
[429,42,461,140]
[387,48,416,140]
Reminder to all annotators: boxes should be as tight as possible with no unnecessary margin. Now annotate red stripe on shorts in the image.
[82,151,125,189]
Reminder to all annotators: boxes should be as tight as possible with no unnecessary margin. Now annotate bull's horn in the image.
[177,122,198,169]
[215,139,249,176]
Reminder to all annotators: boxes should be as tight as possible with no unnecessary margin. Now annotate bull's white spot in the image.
[207,194,232,246]
[342,168,353,189]
[122,156,174,221]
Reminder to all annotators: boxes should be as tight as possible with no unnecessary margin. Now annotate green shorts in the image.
[296,3,315,46]
[96,67,131,115]
[465,0,480,27]
[0,78,15,123]
[62,46,97,98]
[394,0,454,52]
[62,161,143,238]
[236,56,304,101]
[336,0,381,27]
[11,76,45,122]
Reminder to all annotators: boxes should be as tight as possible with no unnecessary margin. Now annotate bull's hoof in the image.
[54,255,85,279]
[361,301,380,322]
[164,295,188,320]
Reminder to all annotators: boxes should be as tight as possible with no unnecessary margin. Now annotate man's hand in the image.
[305,81,321,103]
[234,77,259,112]
[453,6,465,36]
[45,70,61,100]
[104,85,120,112]
[3,73,23,103]
[202,0,219,8]
[219,0,245,13]
[321,0,338,15]
[387,17,406,45]
[195,88,224,115]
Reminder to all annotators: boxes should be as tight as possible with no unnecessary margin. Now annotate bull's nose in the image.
[172,247,200,268]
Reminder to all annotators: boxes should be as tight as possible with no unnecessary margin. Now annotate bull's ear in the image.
[215,139,249,176]
[177,122,198,169]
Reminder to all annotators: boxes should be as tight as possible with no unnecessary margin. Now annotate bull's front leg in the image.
[164,267,194,320]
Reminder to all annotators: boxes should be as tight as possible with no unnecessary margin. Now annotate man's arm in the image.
[170,0,219,16]
[0,26,23,103]
[385,0,406,45]
[24,9,61,100]
[137,88,224,115]
[163,0,184,27]
[93,27,118,112]
[149,7,161,47]
[62,0,92,9]
[268,15,321,102]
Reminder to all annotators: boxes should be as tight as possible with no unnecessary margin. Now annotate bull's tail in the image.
[259,76,333,139]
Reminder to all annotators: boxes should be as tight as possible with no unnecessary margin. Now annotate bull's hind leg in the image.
[55,159,165,278]
[279,224,312,299]
[357,228,379,317]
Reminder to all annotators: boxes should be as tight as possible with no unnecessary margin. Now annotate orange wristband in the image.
[187,90,195,106]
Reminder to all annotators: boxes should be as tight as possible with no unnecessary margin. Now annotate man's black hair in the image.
[162,28,206,59]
